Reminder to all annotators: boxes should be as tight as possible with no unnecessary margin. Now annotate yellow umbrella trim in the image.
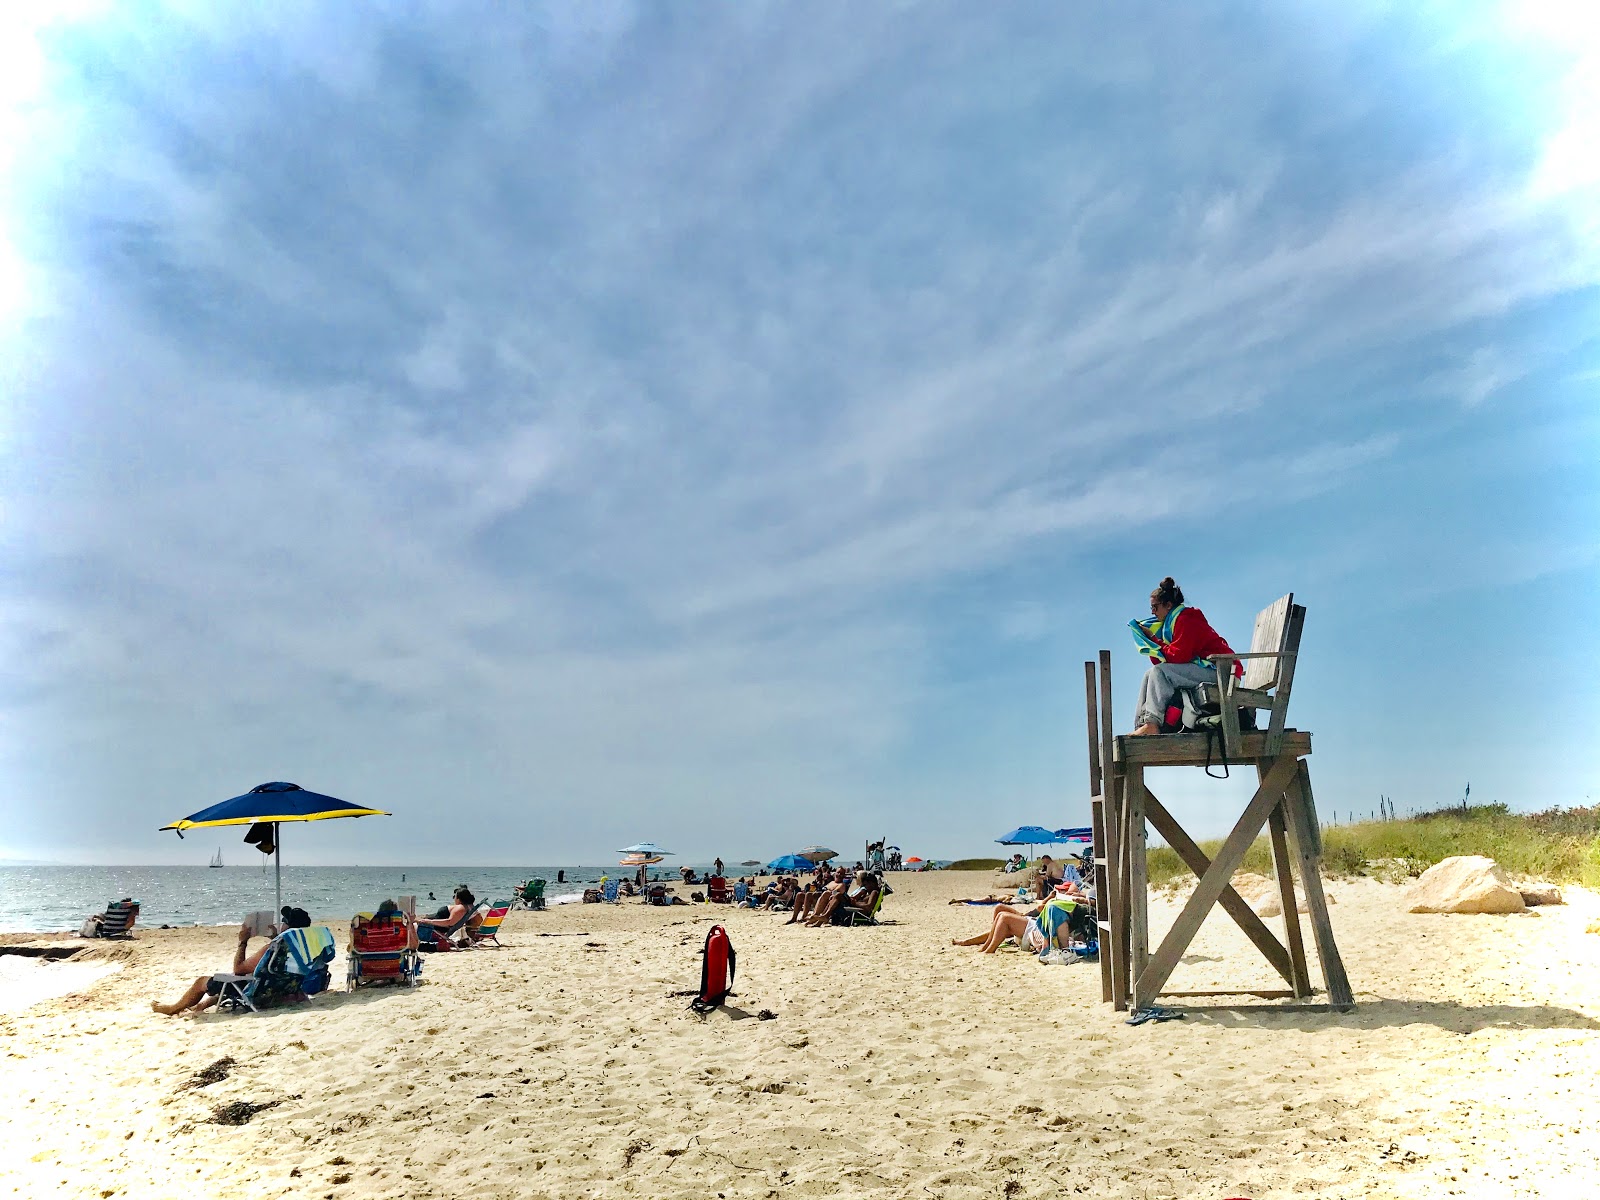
[160,808,390,832]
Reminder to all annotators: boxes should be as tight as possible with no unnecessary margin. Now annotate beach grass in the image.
[945,858,1005,871]
[1147,802,1600,889]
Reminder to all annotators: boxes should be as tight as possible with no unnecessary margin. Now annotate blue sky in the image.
[2,2,1597,866]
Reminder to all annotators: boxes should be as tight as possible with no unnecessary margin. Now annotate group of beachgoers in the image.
[948,854,1097,956]
[736,862,884,926]
[151,887,485,1016]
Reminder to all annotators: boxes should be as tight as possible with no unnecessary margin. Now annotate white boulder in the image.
[1406,856,1526,914]
[1226,872,1333,917]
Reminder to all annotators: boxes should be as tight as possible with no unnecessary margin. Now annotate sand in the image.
[3,871,1599,1199]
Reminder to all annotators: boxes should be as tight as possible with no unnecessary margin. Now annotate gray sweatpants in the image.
[1135,662,1218,730]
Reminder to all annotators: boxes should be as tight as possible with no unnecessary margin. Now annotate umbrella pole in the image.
[274,823,282,916]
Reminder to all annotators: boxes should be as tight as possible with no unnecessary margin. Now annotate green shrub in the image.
[945,858,1004,871]
[1143,801,1600,886]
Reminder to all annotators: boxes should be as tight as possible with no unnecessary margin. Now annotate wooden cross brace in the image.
[1130,754,1353,1012]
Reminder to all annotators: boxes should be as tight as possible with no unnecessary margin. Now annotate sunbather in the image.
[785,878,840,924]
[951,901,1048,954]
[416,886,478,948]
[756,877,798,910]
[1033,855,1065,900]
[151,909,310,1015]
[805,872,880,926]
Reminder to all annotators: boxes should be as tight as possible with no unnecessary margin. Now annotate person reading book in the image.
[149,907,310,1016]
[1129,577,1241,736]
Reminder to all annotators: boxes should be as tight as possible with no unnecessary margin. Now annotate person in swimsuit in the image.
[149,908,311,1015]
[950,902,1049,954]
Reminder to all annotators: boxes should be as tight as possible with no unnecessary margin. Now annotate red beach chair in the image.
[347,911,420,989]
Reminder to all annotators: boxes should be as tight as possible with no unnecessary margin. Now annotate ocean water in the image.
[0,863,725,933]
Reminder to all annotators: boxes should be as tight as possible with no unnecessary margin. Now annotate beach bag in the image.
[1173,689,1256,778]
[80,916,102,938]
[690,925,735,1014]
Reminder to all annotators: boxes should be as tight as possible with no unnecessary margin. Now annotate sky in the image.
[1,1,1597,867]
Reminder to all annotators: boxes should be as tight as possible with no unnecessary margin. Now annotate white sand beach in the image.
[3,872,1599,1199]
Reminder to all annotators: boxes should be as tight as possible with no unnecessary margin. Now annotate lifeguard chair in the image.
[1085,593,1352,1013]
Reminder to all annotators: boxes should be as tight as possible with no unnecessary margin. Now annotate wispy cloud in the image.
[2,2,1597,862]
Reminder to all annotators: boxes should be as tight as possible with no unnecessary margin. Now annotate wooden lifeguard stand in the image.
[1085,594,1353,1013]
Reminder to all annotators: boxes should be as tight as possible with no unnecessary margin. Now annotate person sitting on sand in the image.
[151,908,311,1016]
[1131,576,1241,736]
[415,886,478,948]
[1003,853,1026,873]
[805,872,881,927]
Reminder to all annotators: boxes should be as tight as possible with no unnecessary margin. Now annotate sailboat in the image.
[209,848,224,868]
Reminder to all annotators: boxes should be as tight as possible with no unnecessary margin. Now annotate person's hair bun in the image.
[1160,576,1176,589]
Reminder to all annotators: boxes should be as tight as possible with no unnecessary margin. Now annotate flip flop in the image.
[1126,1006,1185,1026]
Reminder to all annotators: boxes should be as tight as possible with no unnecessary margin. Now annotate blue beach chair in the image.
[216,927,337,1013]
[602,879,620,904]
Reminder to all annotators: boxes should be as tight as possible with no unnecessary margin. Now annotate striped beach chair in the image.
[217,926,337,1013]
[86,899,140,939]
[348,912,421,989]
[466,901,511,948]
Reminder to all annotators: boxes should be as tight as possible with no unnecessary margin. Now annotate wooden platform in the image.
[1114,729,1310,766]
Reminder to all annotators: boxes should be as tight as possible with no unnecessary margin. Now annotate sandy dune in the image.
[3,871,1598,1199]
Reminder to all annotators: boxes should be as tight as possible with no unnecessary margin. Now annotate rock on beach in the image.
[1406,855,1527,914]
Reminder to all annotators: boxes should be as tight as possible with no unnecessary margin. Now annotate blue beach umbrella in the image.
[161,781,389,914]
[995,826,1062,846]
[766,854,814,872]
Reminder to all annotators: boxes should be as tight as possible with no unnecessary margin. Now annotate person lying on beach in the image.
[951,901,1048,954]
[947,894,1017,905]
[805,872,881,927]
[150,907,311,1016]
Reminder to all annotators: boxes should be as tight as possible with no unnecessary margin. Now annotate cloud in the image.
[2,3,1597,861]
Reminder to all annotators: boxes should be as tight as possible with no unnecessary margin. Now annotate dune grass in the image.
[1147,803,1600,890]
[945,858,1005,871]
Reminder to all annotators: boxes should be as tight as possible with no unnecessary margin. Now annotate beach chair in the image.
[416,907,474,951]
[517,879,547,910]
[1196,592,1305,759]
[733,881,748,905]
[216,926,337,1013]
[1034,895,1093,959]
[86,898,140,939]
[347,911,420,990]
[706,876,732,903]
[831,889,885,927]
[601,878,621,904]
[466,901,511,947]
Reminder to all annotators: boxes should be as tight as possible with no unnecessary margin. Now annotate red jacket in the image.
[1157,606,1242,678]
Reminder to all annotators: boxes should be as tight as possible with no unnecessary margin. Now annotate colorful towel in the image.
[1129,605,1214,668]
